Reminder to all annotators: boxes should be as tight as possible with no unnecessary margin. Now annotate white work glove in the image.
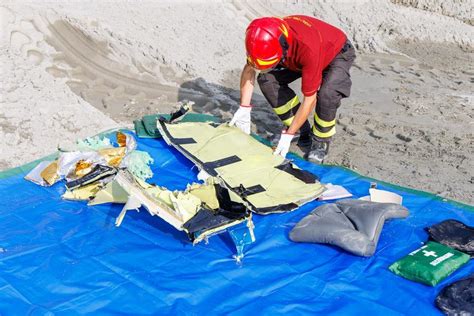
[273,130,294,158]
[229,105,252,134]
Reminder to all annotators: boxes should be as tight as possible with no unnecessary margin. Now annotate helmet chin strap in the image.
[278,34,289,64]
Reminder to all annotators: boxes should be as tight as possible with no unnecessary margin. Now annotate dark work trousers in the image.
[257,40,356,142]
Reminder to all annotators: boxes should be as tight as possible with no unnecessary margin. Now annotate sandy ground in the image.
[1,1,473,204]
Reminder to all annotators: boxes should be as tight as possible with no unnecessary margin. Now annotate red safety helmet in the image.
[245,17,292,71]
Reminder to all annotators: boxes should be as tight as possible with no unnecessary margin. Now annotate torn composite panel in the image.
[156,121,326,214]
[112,170,250,244]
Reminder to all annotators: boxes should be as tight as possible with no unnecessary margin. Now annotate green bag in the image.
[389,241,470,286]
[133,115,161,138]
[134,113,221,138]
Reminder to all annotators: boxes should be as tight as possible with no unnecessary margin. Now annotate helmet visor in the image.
[247,56,279,72]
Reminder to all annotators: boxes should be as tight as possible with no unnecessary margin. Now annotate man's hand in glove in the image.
[273,130,294,158]
[229,104,252,134]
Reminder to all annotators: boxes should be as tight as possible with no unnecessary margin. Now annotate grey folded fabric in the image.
[289,199,409,257]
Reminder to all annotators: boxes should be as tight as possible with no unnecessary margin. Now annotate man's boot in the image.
[297,133,312,149]
[306,137,330,164]
[296,120,312,149]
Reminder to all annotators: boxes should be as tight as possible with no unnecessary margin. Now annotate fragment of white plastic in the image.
[115,195,141,227]
[318,183,353,201]
[197,169,211,182]
[360,188,403,205]
[114,170,185,230]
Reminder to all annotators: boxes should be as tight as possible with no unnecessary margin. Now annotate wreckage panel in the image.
[157,122,325,213]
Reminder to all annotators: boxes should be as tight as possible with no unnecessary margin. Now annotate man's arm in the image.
[273,93,316,157]
[230,64,257,134]
[240,64,256,105]
[287,93,317,134]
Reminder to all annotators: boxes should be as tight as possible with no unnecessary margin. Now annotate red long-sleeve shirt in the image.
[282,15,347,96]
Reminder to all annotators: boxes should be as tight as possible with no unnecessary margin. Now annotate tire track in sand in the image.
[26,13,212,121]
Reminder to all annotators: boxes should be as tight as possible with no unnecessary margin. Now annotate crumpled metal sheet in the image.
[24,161,54,186]
[39,160,60,185]
[97,147,127,167]
[57,151,105,181]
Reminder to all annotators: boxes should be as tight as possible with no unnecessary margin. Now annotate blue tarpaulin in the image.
[0,128,473,315]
